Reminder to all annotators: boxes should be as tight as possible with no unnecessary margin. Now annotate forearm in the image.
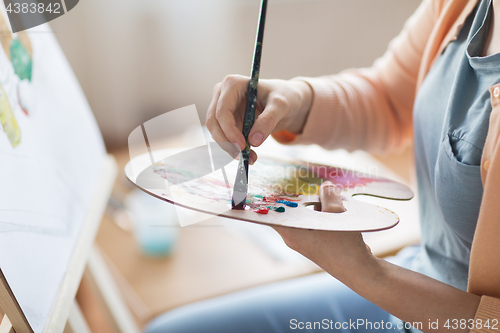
[332,256,481,333]
[282,79,312,135]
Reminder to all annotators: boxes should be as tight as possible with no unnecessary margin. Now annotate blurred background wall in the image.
[50,0,421,149]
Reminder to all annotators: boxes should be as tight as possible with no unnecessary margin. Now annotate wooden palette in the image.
[125,146,413,232]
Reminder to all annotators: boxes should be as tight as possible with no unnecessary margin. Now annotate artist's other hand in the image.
[206,75,312,164]
[272,182,375,282]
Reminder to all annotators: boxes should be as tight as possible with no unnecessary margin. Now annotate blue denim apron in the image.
[393,0,500,331]
[412,0,500,292]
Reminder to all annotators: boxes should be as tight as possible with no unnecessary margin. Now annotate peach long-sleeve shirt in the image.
[273,0,500,326]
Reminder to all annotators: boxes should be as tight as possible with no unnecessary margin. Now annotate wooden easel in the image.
[0,155,139,333]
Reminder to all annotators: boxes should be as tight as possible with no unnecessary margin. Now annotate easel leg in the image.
[0,315,15,333]
[0,270,31,333]
[63,302,90,333]
[86,246,140,333]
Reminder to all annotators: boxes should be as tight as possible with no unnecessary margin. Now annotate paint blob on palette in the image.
[126,149,413,232]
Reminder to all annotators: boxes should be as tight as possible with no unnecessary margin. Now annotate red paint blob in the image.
[254,207,269,214]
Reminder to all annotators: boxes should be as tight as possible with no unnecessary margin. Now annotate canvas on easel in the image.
[0,4,132,333]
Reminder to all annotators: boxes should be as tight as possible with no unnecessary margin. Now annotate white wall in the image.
[51,0,421,148]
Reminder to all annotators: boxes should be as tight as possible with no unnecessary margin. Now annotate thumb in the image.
[319,181,346,213]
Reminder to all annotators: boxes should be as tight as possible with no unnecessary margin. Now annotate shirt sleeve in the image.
[468,83,500,298]
[470,296,500,332]
[272,0,438,154]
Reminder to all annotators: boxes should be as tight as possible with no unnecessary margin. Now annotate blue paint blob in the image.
[277,200,298,207]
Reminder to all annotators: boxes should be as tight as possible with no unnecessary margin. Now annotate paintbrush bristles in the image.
[231,154,249,209]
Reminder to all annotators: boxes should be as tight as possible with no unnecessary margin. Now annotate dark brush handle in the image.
[232,0,268,209]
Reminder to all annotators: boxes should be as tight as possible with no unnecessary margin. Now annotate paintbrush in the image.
[232,0,268,209]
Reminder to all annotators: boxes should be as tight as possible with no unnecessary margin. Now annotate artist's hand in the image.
[272,182,374,281]
[206,75,312,164]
